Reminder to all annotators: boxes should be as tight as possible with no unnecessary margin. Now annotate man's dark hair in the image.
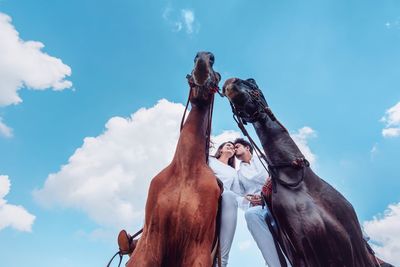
[234,138,253,154]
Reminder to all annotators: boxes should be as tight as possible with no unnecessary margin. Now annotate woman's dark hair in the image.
[214,141,235,168]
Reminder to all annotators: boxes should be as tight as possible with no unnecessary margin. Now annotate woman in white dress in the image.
[208,141,238,267]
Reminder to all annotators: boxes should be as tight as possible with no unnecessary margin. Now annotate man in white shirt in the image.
[233,138,289,267]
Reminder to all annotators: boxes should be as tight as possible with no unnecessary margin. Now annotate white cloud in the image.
[382,128,400,138]
[181,9,194,34]
[34,99,238,230]
[34,99,182,228]
[291,126,317,165]
[0,12,72,107]
[162,7,198,34]
[162,7,172,20]
[382,102,400,127]
[363,202,400,265]
[381,102,400,138]
[0,118,13,137]
[0,175,36,232]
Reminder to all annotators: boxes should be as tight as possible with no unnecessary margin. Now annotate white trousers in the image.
[216,190,238,267]
[245,205,291,267]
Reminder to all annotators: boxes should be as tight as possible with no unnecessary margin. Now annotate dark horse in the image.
[125,52,222,267]
[223,77,376,267]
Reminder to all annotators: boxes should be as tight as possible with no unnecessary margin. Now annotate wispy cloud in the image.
[363,202,400,265]
[381,101,400,138]
[370,143,378,160]
[0,175,36,232]
[181,9,194,34]
[0,118,13,138]
[385,18,400,29]
[162,7,199,34]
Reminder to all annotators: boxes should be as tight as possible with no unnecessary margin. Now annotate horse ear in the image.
[246,78,258,88]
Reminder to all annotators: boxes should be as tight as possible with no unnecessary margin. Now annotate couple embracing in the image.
[209,138,290,267]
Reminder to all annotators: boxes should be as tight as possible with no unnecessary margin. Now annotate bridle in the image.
[228,79,274,124]
[180,72,222,163]
[225,80,309,192]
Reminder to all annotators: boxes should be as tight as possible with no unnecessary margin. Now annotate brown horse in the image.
[126,52,222,267]
[223,78,375,267]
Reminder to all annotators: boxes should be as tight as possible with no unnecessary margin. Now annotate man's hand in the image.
[245,194,263,206]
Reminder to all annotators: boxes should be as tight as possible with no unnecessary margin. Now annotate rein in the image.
[227,92,309,192]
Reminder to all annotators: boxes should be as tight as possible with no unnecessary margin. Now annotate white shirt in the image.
[208,156,238,190]
[232,155,269,208]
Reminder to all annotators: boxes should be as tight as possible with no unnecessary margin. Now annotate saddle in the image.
[117,230,139,256]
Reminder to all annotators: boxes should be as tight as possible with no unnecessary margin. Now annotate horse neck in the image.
[253,117,304,165]
[173,103,211,167]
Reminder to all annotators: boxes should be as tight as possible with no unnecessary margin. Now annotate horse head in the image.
[188,51,221,106]
[223,78,269,123]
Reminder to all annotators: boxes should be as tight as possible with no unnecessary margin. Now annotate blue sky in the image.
[0,0,400,266]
